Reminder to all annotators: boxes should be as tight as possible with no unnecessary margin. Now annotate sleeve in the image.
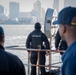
[26,33,32,48]
[43,33,50,49]
[55,30,61,48]
[18,59,26,75]
[14,56,26,75]
[64,58,76,75]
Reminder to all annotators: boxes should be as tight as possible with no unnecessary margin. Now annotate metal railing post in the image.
[49,51,51,75]
[28,52,30,75]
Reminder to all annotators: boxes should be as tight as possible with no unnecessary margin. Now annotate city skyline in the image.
[9,2,19,19]
[0,0,76,24]
[0,1,46,24]
[0,0,53,15]
[53,0,59,13]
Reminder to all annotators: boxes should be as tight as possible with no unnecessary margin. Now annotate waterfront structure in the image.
[9,2,19,19]
[53,0,59,13]
[0,5,4,14]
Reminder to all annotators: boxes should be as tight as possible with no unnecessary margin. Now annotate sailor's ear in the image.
[2,36,5,43]
[62,25,66,34]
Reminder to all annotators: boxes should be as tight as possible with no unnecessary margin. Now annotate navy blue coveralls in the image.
[0,45,26,75]
[26,29,50,75]
[61,41,76,75]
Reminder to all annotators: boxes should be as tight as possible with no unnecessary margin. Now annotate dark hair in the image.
[35,22,41,30]
[0,27,4,42]
[0,35,4,42]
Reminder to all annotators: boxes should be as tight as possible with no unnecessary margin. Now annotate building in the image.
[18,12,32,24]
[41,8,45,19]
[64,0,76,7]
[34,0,41,13]
[0,14,8,23]
[0,5,4,14]
[41,8,45,24]
[9,2,19,19]
[19,12,30,18]
[33,0,41,21]
[53,0,59,13]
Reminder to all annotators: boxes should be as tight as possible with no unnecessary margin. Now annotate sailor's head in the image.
[0,27,5,46]
[34,22,41,30]
[53,6,76,44]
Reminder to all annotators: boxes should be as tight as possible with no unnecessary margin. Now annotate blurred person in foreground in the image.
[0,26,26,75]
[53,6,76,75]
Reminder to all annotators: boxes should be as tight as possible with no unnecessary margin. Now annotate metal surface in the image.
[44,8,54,38]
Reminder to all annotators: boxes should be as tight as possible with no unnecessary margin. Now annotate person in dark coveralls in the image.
[53,6,76,75]
[0,26,26,75]
[55,30,67,55]
[26,22,50,75]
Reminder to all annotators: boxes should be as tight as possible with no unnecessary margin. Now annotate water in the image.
[1,25,41,46]
[0,25,45,70]
[0,25,61,73]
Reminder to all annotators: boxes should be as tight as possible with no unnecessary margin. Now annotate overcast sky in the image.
[0,0,54,15]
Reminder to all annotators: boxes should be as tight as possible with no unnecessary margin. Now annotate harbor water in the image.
[0,25,61,73]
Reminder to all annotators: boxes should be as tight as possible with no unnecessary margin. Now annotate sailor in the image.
[0,26,26,75]
[55,30,67,55]
[26,22,50,75]
[53,6,76,75]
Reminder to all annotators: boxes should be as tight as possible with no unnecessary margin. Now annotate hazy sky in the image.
[0,0,54,15]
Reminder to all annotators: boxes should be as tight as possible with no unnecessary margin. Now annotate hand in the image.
[28,51,30,54]
[46,51,50,56]
[56,48,58,50]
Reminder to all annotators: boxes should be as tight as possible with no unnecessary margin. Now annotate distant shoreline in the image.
[0,23,35,25]
[0,23,44,25]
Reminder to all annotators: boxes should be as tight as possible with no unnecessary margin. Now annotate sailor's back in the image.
[0,45,25,75]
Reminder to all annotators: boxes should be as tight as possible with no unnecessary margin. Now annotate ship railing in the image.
[5,46,64,75]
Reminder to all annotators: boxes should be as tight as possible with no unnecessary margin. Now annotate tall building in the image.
[34,0,41,20]
[59,0,64,11]
[9,2,19,19]
[41,8,45,19]
[19,12,30,18]
[64,0,76,7]
[0,5,4,14]
[53,0,59,13]
[41,8,45,23]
